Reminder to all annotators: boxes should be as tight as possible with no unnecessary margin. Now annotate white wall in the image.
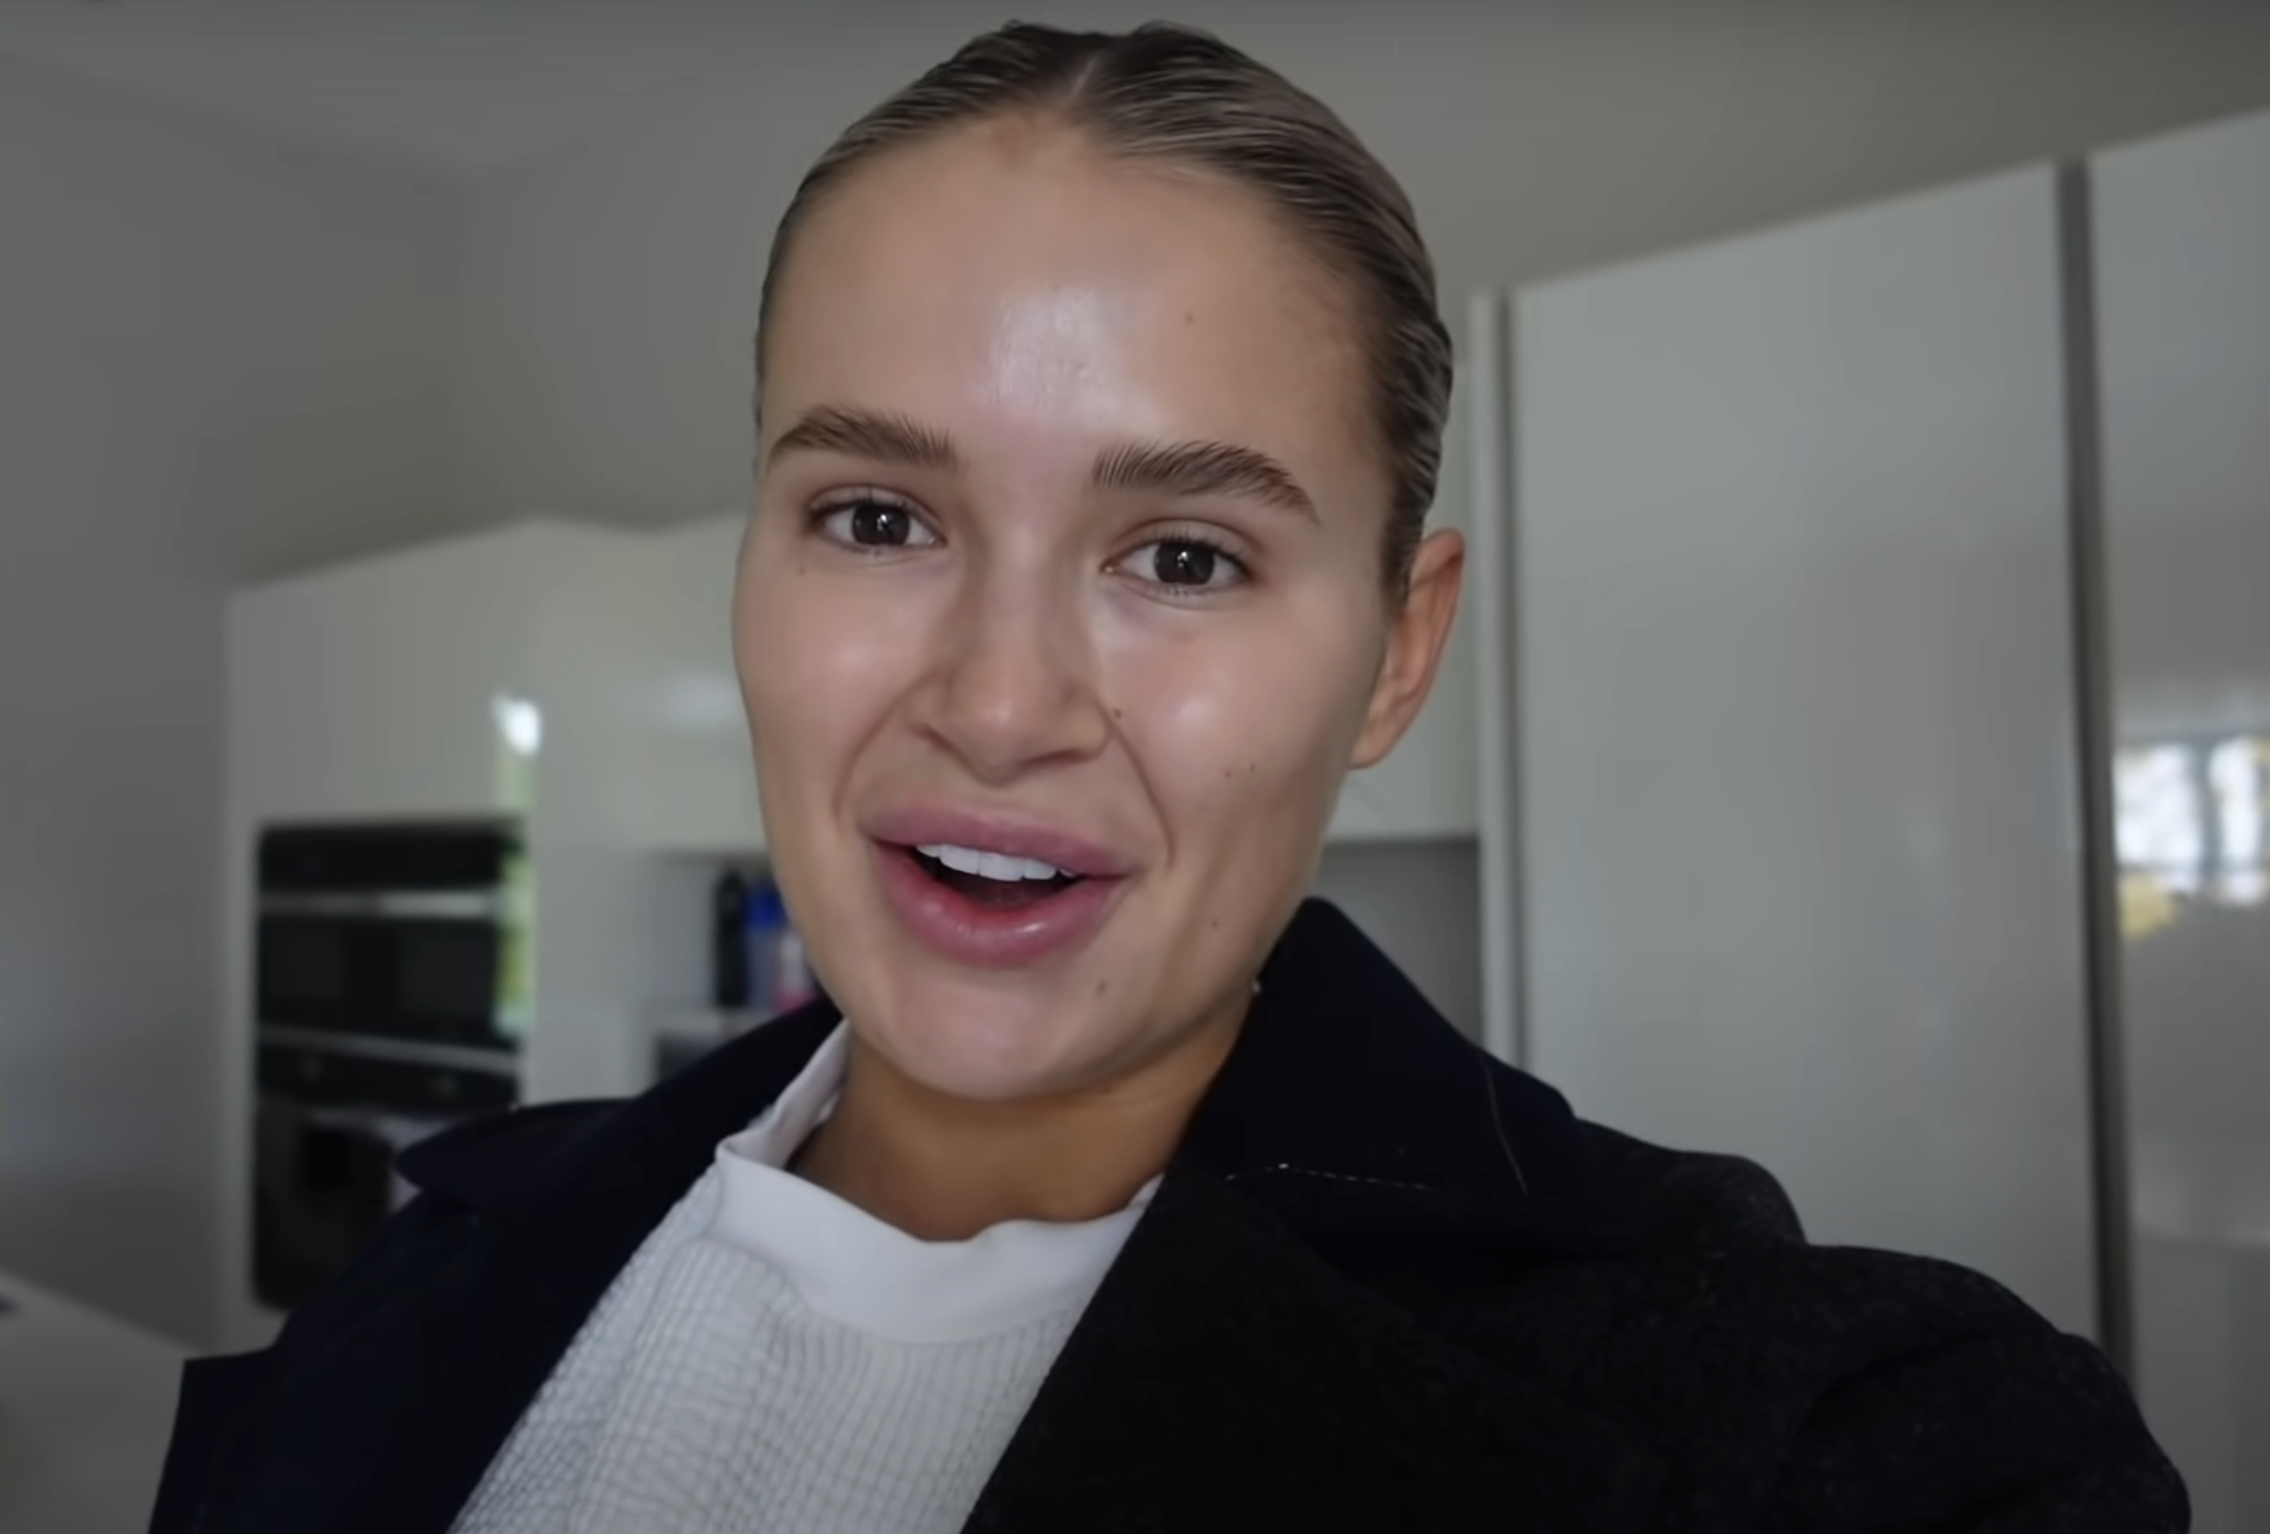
[0,59,458,1343]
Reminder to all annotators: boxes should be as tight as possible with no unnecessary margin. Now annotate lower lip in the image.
[872,842,1127,969]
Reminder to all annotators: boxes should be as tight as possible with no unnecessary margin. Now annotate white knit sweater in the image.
[451,1026,1153,1534]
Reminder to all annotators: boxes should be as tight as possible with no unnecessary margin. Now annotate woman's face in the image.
[740,120,1459,1107]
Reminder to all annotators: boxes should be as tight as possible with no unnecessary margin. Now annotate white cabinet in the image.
[1496,167,2101,1339]
[229,526,544,823]
[226,520,667,827]
[218,519,663,1348]
[631,512,765,853]
[2094,107,2270,1534]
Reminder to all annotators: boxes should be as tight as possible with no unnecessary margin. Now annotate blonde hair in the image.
[755,21,1453,592]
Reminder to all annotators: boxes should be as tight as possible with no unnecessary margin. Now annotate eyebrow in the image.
[1092,437,1318,522]
[767,405,959,472]
[769,404,1318,522]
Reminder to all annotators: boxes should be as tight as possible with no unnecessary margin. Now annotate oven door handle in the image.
[280,1102,455,1145]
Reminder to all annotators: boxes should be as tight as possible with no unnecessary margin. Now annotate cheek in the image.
[1109,606,1377,834]
[734,526,924,803]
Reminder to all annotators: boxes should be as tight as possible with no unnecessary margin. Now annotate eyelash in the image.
[802,496,1253,594]
[1120,526,1252,596]
[806,492,936,553]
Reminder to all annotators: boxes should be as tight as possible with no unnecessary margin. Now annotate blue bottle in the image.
[743,881,818,1018]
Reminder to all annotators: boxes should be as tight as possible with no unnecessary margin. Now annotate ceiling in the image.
[0,0,846,177]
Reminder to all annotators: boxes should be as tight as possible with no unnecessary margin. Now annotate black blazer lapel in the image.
[962,1172,1663,1534]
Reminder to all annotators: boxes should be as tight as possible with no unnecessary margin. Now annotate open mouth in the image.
[905,843,1084,910]
[870,822,1128,967]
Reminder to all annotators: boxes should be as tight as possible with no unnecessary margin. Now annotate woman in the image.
[153,22,2184,1534]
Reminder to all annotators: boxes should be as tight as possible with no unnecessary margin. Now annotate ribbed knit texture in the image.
[453,1214,1087,1534]
[450,1025,1143,1534]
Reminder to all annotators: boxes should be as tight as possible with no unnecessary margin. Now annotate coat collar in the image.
[404,897,1637,1260]
[1178,898,1638,1257]
[316,897,1654,1534]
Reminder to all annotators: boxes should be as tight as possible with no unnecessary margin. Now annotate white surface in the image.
[2094,106,2270,1534]
[634,513,767,854]
[0,1271,191,1534]
[0,55,455,1349]
[1510,167,2100,1338]
[228,525,546,825]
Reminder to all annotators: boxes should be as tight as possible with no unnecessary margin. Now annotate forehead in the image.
[761,123,1375,477]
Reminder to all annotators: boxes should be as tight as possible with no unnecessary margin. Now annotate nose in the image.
[915,562,1112,784]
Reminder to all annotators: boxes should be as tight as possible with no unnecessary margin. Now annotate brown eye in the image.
[816,496,939,551]
[1152,540,1219,587]
[1122,536,1246,593]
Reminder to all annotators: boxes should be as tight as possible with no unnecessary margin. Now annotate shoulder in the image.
[1575,1117,1807,1247]
[1533,1121,2101,1392]
[1424,1124,2188,1531]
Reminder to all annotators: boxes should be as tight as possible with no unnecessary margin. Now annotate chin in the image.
[854,964,1130,1105]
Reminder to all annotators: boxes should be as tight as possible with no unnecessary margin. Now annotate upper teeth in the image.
[918,844,1068,882]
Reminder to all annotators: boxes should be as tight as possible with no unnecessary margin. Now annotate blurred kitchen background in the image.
[1,2,2266,1529]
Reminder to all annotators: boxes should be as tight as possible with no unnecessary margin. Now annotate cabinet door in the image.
[1510,168,2098,1336]
[2095,108,2270,1534]
[228,528,540,823]
[629,513,765,852]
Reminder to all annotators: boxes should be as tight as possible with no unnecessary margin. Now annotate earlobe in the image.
[1350,529,1464,769]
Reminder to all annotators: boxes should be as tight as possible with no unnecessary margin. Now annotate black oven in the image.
[251,821,527,1310]
[252,1042,516,1309]
[256,822,531,1049]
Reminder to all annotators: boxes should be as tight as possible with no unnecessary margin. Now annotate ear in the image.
[1351,528,1463,770]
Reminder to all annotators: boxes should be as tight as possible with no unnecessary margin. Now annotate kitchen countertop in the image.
[0,1271,190,1534]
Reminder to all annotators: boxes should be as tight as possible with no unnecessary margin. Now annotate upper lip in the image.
[865,804,1137,879]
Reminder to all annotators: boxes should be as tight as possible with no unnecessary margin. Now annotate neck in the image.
[790,1009,1244,1240]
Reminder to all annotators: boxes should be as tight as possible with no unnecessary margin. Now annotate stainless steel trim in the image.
[289,1103,462,1135]
[254,1025,522,1077]
[2058,160,2137,1382]
[257,890,507,920]
[1469,289,1527,1068]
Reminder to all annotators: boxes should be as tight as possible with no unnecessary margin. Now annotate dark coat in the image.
[151,900,2186,1533]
